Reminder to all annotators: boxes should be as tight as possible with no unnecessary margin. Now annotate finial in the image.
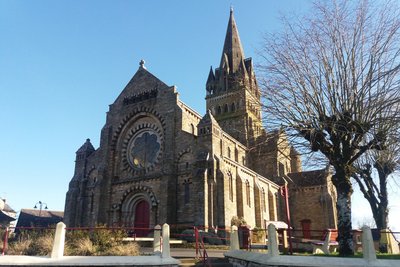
[230,5,234,14]
[139,59,146,69]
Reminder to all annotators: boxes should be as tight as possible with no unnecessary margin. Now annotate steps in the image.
[178,257,233,267]
[178,258,197,267]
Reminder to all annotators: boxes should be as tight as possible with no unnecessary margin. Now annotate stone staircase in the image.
[178,257,233,267]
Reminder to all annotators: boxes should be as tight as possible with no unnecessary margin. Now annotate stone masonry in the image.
[64,10,337,237]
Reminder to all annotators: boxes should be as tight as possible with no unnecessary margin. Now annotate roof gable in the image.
[113,64,170,107]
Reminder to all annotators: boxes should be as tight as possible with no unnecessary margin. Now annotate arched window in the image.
[269,190,276,221]
[228,173,233,201]
[246,180,251,207]
[249,117,253,128]
[217,106,222,114]
[184,180,190,204]
[190,124,195,135]
[90,192,94,213]
[224,104,228,113]
[227,147,231,158]
[231,103,236,112]
[262,188,266,212]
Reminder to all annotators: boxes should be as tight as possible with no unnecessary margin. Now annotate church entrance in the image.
[133,199,150,237]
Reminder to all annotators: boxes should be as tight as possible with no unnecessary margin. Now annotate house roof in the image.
[0,199,17,224]
[15,209,64,229]
[0,210,16,223]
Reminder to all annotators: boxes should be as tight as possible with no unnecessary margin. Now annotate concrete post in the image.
[282,229,288,254]
[362,226,376,261]
[51,222,66,259]
[267,224,279,257]
[161,223,170,258]
[153,224,162,253]
[230,225,239,251]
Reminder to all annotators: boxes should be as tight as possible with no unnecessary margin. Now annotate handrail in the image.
[194,226,211,267]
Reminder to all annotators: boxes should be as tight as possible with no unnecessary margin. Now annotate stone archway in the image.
[121,193,151,237]
[134,199,150,237]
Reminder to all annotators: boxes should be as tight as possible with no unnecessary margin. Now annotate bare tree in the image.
[259,0,400,256]
[352,135,399,252]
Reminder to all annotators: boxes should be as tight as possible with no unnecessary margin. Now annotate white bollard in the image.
[362,226,376,261]
[161,223,170,258]
[153,225,162,253]
[51,222,66,258]
[230,225,239,251]
[267,224,279,257]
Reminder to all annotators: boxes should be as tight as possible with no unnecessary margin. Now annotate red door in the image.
[134,200,150,237]
[301,219,311,239]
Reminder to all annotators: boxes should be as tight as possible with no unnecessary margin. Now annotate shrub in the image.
[65,236,95,256]
[25,234,54,256]
[231,216,247,227]
[65,225,136,256]
[6,229,54,256]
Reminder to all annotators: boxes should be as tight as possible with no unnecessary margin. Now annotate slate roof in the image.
[0,210,16,223]
[76,138,95,154]
[15,209,64,229]
[199,110,219,126]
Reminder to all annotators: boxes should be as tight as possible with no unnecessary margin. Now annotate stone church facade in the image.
[64,10,337,236]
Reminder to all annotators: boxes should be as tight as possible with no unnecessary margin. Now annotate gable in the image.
[113,67,171,108]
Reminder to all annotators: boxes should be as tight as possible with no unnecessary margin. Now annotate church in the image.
[64,10,337,237]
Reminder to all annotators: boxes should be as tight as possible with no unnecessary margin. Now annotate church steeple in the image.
[205,9,263,147]
[219,8,245,74]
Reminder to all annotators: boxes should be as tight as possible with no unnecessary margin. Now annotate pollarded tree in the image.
[259,0,400,256]
[352,134,399,252]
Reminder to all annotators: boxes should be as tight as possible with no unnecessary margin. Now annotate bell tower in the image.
[206,9,263,146]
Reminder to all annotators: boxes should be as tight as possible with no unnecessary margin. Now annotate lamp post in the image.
[280,179,293,255]
[34,201,48,217]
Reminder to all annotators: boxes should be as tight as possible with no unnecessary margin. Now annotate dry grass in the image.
[27,234,54,256]
[100,242,140,256]
[7,239,32,255]
[65,236,95,256]
[4,227,140,256]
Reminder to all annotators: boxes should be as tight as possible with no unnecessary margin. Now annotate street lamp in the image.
[33,201,48,217]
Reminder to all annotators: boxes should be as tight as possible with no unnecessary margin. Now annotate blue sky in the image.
[1,1,399,231]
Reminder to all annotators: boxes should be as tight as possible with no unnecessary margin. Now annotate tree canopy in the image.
[259,0,400,255]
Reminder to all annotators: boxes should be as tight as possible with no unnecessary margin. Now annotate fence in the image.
[1,223,399,257]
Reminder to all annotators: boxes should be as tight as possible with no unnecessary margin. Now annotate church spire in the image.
[219,8,245,73]
[206,9,263,146]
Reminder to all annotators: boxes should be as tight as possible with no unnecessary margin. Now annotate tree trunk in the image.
[376,165,390,253]
[332,169,354,256]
